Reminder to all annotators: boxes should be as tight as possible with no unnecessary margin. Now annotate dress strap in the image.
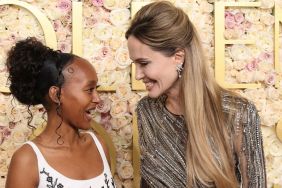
[25,141,46,163]
[86,131,109,167]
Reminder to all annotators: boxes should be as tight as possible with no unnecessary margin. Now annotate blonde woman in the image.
[126,1,266,188]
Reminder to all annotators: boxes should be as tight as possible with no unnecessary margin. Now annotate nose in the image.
[92,90,101,103]
[135,64,144,80]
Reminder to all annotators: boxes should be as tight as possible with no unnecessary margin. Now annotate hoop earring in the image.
[176,63,184,78]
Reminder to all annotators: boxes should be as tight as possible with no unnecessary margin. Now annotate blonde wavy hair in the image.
[126,1,238,187]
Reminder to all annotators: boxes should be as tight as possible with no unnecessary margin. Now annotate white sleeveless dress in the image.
[26,132,116,188]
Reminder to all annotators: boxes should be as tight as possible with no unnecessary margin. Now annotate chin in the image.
[148,91,161,98]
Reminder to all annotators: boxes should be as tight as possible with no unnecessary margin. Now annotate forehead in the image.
[127,36,152,60]
[63,57,97,84]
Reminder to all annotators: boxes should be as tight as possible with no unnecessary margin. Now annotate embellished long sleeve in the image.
[233,102,266,188]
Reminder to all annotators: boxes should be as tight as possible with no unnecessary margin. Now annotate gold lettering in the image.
[214,2,261,88]
[275,5,282,87]
[72,1,82,56]
[0,0,57,93]
[276,119,282,142]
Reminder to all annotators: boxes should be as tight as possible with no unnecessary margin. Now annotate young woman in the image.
[5,38,116,188]
[126,1,266,188]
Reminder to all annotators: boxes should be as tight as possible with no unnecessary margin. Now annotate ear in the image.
[48,86,60,104]
[174,49,185,64]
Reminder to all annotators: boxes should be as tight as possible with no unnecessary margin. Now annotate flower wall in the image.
[0,0,282,187]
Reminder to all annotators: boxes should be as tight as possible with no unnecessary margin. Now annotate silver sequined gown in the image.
[136,94,266,188]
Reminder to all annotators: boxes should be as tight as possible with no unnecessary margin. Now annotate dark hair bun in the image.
[6,37,57,105]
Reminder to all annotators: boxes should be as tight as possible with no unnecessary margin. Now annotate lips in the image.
[85,107,96,121]
[143,79,155,90]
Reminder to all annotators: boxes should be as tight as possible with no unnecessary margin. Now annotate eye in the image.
[85,87,95,94]
[138,61,149,67]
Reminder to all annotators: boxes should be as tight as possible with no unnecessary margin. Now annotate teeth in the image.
[145,82,153,88]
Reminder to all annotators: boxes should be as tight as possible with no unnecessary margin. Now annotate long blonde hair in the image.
[126,1,238,187]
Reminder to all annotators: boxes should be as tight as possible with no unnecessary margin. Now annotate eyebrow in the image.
[85,80,97,86]
[132,58,149,63]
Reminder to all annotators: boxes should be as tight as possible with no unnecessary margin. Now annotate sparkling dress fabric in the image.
[136,94,266,188]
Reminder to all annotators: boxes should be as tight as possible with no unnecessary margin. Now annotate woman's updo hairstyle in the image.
[6,37,74,106]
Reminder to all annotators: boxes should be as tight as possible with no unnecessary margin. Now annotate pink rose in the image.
[234,12,245,24]
[92,0,104,7]
[225,11,236,29]
[243,20,252,29]
[258,52,273,62]
[246,58,259,71]
[96,98,111,113]
[57,0,71,12]
[265,73,276,85]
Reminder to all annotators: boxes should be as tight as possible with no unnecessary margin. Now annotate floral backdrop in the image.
[0,0,282,187]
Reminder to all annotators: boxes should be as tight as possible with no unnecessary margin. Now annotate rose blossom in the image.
[234,12,245,24]
[96,97,111,113]
[110,100,128,118]
[92,0,104,7]
[117,161,134,179]
[225,11,236,29]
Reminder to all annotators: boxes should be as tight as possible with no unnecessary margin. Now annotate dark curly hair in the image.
[6,37,74,107]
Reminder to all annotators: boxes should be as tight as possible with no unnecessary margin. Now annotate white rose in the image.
[229,45,250,61]
[93,23,112,41]
[269,137,282,156]
[110,70,130,86]
[110,38,124,50]
[116,0,131,8]
[265,86,279,100]
[103,0,117,10]
[236,70,254,83]
[253,70,266,82]
[260,109,280,127]
[109,9,130,26]
[260,0,274,9]
[260,13,274,26]
[199,1,213,13]
[104,57,117,71]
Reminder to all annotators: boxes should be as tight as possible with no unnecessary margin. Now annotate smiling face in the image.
[127,36,182,98]
[59,57,100,130]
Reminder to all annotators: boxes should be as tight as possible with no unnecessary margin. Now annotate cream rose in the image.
[96,97,112,113]
[110,115,132,130]
[117,161,134,179]
[122,179,133,188]
[116,84,132,101]
[118,124,133,140]
[110,100,128,118]
[115,47,132,69]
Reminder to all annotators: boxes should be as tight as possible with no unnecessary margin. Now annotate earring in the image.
[176,63,184,78]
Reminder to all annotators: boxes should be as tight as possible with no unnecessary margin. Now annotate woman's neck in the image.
[165,81,183,115]
[36,112,83,148]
